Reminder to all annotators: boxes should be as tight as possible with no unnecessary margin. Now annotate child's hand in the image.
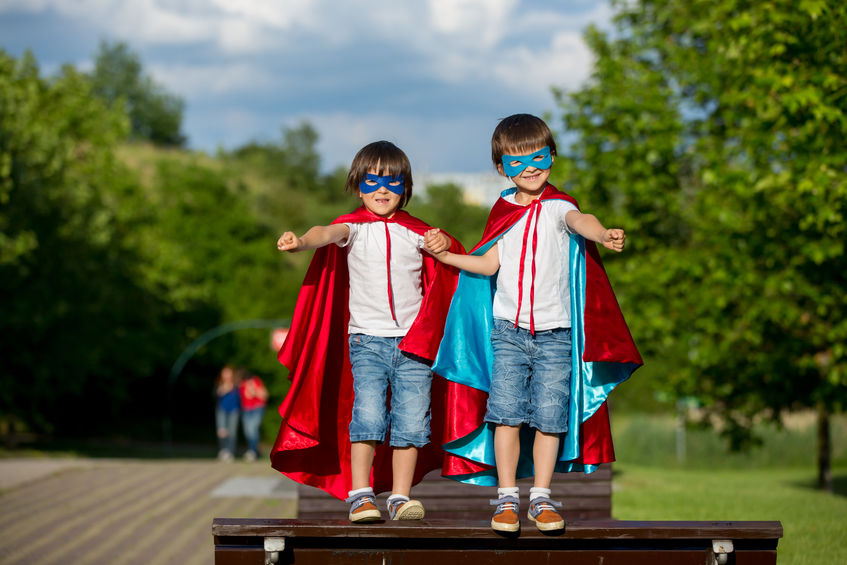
[424,228,450,256]
[277,231,302,252]
[601,229,626,252]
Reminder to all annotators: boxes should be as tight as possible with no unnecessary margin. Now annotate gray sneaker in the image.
[490,496,520,532]
[345,492,381,523]
[387,498,425,520]
[528,497,565,532]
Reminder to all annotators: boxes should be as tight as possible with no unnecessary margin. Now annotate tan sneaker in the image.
[346,493,381,523]
[490,496,520,532]
[388,498,425,520]
[528,497,565,532]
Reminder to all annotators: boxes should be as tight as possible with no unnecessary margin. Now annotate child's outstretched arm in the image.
[424,229,500,275]
[277,224,350,252]
[565,211,626,252]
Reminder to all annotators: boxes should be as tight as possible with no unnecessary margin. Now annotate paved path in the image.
[0,457,297,565]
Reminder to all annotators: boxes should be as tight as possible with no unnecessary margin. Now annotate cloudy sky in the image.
[0,0,611,175]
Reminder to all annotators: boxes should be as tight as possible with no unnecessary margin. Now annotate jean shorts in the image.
[348,334,432,447]
[485,318,572,434]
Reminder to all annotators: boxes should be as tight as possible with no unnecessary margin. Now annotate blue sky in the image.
[0,0,611,175]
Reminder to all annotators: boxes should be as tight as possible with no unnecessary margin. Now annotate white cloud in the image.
[149,61,277,97]
[0,0,49,11]
[2,0,615,172]
[209,0,312,29]
[299,111,495,174]
[492,30,593,99]
[428,0,516,47]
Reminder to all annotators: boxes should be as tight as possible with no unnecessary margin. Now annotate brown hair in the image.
[345,141,414,209]
[490,114,557,169]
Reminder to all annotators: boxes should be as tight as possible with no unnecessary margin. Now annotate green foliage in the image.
[554,0,847,451]
[89,41,186,146]
[0,48,169,433]
[222,123,352,232]
[0,49,352,441]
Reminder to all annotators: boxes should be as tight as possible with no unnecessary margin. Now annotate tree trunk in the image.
[817,403,832,492]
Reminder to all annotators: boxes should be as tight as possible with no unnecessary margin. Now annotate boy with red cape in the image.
[271,141,464,522]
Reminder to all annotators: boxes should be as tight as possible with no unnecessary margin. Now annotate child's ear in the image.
[495,163,506,177]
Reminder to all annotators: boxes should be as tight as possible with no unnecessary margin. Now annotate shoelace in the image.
[489,495,520,514]
[530,497,563,515]
[345,493,375,510]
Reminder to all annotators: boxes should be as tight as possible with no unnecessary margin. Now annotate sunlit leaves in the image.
[554,0,847,451]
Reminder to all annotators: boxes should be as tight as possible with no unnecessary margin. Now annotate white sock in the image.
[387,494,410,505]
[348,487,374,499]
[529,487,552,501]
[498,486,519,499]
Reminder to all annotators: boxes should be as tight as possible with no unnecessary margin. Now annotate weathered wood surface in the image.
[213,518,784,539]
[296,465,613,520]
[212,518,783,565]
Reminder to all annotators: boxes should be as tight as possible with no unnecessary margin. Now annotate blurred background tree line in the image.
[1,0,844,489]
[0,40,487,446]
[551,0,846,489]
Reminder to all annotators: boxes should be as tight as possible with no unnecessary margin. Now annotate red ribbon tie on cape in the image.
[380,219,399,326]
[515,198,542,335]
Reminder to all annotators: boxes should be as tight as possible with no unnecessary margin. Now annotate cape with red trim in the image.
[270,206,465,500]
[434,184,643,484]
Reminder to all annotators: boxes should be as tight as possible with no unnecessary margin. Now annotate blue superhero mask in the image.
[359,173,405,195]
[501,146,553,177]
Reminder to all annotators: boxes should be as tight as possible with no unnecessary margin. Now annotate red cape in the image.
[270,207,464,500]
[439,184,643,480]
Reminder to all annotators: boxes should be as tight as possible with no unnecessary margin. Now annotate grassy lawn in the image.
[610,413,847,564]
[613,464,847,565]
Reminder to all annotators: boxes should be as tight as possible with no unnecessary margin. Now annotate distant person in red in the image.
[215,365,241,462]
[237,369,268,461]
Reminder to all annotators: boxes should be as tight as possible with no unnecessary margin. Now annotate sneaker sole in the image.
[490,519,520,533]
[393,500,425,520]
[528,514,565,532]
[349,509,382,523]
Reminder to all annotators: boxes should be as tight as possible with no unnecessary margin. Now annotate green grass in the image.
[613,464,847,565]
[611,412,847,468]
[610,413,847,564]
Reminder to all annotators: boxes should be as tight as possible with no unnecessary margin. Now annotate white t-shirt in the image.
[339,222,426,336]
[492,194,579,331]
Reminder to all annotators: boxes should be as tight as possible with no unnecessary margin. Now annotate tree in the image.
[89,41,186,146]
[554,0,847,489]
[0,49,178,435]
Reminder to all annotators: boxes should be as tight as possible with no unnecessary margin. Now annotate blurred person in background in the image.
[237,368,268,461]
[215,365,241,462]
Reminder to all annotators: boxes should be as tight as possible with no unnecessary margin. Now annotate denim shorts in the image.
[348,334,432,447]
[485,318,572,434]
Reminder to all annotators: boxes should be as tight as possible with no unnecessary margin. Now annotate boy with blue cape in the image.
[424,114,642,533]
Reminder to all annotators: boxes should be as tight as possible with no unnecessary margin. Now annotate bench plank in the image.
[212,518,782,565]
[213,518,783,540]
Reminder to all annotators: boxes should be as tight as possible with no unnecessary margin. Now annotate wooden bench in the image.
[212,518,783,564]
[296,466,613,520]
[214,466,782,563]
